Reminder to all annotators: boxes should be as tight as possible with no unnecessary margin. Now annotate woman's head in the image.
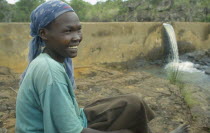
[30,0,75,37]
[39,11,82,62]
[29,0,80,62]
[21,0,78,89]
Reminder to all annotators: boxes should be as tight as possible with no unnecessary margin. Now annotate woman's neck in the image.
[43,47,65,63]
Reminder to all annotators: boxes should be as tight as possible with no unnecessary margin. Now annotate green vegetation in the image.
[70,0,93,21]
[166,66,199,108]
[13,0,45,22]
[166,65,200,109]
[181,88,199,108]
[0,0,12,22]
[166,66,181,84]
[0,0,209,22]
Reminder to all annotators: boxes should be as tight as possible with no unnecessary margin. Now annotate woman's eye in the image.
[65,30,72,33]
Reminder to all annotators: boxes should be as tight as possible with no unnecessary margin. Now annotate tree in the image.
[70,0,92,21]
[12,0,45,22]
[0,0,11,22]
[200,0,210,22]
[88,0,123,22]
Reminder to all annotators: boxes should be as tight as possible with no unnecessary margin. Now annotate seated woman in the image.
[15,0,190,133]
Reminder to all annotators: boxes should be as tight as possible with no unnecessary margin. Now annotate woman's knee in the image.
[122,94,143,111]
[123,94,142,103]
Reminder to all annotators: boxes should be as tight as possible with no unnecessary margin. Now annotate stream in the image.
[139,64,210,90]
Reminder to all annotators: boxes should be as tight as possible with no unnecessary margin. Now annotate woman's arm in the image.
[82,128,134,133]
[40,82,84,133]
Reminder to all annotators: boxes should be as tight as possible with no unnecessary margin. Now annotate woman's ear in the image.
[39,28,48,40]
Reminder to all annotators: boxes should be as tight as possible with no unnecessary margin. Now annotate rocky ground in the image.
[180,49,210,75]
[0,65,209,133]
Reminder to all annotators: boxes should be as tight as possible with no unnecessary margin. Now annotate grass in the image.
[166,65,180,84]
[166,65,199,108]
[181,89,199,108]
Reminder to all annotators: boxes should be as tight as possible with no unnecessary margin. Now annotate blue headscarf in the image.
[21,0,76,89]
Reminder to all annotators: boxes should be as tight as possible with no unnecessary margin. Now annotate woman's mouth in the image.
[68,45,78,49]
[66,45,79,58]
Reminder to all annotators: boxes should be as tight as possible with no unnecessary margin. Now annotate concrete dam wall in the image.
[0,22,209,73]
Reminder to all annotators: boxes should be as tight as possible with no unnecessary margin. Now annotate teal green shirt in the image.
[16,53,87,133]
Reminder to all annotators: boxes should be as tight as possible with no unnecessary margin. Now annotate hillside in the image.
[0,0,209,22]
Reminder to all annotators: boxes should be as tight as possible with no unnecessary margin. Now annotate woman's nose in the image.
[72,32,82,42]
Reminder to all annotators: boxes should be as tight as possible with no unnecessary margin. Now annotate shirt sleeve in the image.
[39,81,83,133]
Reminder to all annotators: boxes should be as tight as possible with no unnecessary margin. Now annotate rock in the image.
[205,49,210,57]
[180,50,210,72]
[185,51,206,62]
[0,128,7,133]
[205,67,210,75]
[177,41,195,54]
[156,12,170,21]
[183,84,210,128]
[0,120,2,127]
[157,0,172,12]
[195,65,208,71]
[114,0,209,22]
[200,57,210,66]
[0,105,7,112]
[126,0,144,12]
[0,66,11,75]
[137,10,153,21]
[169,12,186,21]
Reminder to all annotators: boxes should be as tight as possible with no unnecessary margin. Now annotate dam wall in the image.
[0,22,209,73]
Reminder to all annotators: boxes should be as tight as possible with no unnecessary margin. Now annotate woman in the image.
[15,1,189,133]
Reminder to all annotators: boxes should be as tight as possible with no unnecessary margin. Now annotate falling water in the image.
[163,23,179,62]
[163,23,202,73]
[140,23,210,89]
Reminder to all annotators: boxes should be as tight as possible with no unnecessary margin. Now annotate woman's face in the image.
[44,12,82,62]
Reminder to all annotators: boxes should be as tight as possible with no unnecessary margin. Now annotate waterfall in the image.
[163,23,179,62]
[163,23,202,73]
[161,23,208,89]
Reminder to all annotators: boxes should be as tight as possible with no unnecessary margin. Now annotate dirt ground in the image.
[0,65,209,133]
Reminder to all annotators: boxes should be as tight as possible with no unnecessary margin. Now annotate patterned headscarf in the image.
[21,0,76,89]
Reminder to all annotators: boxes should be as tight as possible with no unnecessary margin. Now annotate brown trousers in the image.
[84,94,155,133]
